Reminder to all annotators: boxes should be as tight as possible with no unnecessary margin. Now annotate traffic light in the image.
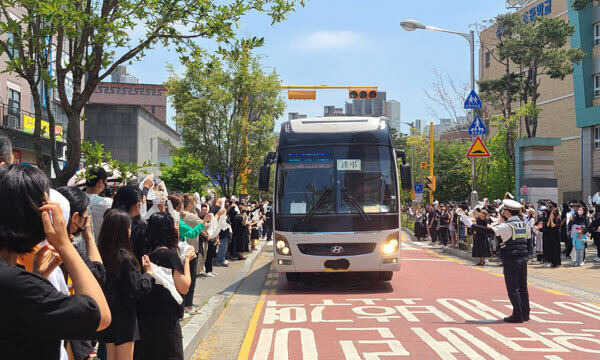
[349,88,377,99]
[426,176,436,192]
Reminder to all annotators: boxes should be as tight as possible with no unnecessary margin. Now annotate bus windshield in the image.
[276,145,398,216]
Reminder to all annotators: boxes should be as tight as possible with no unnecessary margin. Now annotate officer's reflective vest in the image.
[500,218,530,255]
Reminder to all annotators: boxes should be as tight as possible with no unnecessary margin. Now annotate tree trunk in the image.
[30,86,51,176]
[53,109,83,186]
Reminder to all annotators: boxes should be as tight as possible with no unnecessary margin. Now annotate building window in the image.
[7,88,20,116]
[595,127,600,149]
[485,51,491,68]
[595,23,600,46]
[7,33,18,58]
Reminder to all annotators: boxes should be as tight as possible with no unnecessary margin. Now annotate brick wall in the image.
[89,82,167,123]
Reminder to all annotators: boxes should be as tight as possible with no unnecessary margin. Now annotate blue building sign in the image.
[522,0,551,24]
[497,0,552,39]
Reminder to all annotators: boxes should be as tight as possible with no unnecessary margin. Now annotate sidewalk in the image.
[403,228,600,302]
[180,240,268,360]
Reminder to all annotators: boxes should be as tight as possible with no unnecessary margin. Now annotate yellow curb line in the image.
[265,280,277,286]
[237,300,265,360]
[543,289,569,296]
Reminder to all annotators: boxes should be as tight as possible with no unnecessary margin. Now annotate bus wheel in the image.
[377,271,393,281]
[285,273,301,282]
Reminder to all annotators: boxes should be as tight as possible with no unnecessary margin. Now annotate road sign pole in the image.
[468,30,478,208]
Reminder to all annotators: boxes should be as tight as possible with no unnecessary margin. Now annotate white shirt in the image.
[86,193,112,241]
[460,214,517,242]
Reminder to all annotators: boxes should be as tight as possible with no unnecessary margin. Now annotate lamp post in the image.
[400,121,415,188]
[400,19,478,206]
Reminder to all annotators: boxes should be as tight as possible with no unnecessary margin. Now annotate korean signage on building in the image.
[23,115,64,142]
[522,0,552,24]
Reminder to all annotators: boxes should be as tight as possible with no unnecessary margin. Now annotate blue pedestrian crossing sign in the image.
[464,90,482,109]
[414,184,423,194]
[468,116,487,136]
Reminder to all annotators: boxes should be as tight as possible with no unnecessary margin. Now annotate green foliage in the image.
[478,128,516,200]
[159,149,211,194]
[433,140,472,203]
[78,140,153,184]
[573,0,592,11]
[486,11,585,138]
[166,48,284,197]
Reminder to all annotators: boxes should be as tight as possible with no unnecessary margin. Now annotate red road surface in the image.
[241,240,600,360]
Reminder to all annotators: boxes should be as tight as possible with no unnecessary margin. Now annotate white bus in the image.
[259,116,412,282]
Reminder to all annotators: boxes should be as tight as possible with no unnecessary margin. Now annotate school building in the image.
[479,0,600,203]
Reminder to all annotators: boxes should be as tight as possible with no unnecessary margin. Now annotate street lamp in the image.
[400,19,478,206]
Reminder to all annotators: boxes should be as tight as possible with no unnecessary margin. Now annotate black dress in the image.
[543,219,561,267]
[131,217,147,262]
[472,217,492,258]
[136,248,185,360]
[414,214,427,240]
[98,257,152,345]
[229,210,246,256]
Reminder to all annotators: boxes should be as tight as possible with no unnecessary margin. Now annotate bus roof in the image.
[287,116,388,134]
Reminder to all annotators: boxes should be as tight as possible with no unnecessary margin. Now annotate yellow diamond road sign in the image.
[466,136,491,158]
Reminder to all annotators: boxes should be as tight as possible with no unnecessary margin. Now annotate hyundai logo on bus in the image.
[330,246,344,254]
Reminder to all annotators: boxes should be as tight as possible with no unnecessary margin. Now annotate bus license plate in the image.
[324,259,350,272]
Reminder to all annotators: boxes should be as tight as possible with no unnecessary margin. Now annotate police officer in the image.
[459,199,531,323]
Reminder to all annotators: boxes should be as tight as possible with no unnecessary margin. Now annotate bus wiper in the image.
[341,187,371,221]
[303,188,333,223]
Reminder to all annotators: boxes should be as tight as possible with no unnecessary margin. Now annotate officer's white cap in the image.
[502,199,522,211]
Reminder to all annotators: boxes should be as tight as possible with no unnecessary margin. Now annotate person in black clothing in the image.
[264,205,274,242]
[438,205,451,246]
[112,185,147,262]
[98,209,152,359]
[136,212,195,360]
[584,203,600,262]
[56,186,107,360]
[427,205,439,244]
[543,206,562,267]
[471,209,492,265]
[560,203,572,259]
[0,165,111,360]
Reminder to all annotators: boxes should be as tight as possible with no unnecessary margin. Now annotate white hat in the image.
[502,199,522,211]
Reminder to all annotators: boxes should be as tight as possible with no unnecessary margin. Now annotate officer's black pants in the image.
[503,256,530,320]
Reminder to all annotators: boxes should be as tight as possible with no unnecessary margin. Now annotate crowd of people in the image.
[411,193,600,268]
[0,134,273,360]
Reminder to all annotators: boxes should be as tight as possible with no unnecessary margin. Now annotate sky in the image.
[127,0,511,134]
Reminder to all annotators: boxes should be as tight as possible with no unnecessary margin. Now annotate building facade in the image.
[86,81,179,175]
[385,100,401,133]
[0,6,68,171]
[480,0,582,202]
[569,1,600,200]
[345,91,387,116]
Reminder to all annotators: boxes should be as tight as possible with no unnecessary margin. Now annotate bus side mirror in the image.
[259,165,270,193]
[400,164,412,190]
[395,149,407,165]
[263,151,277,166]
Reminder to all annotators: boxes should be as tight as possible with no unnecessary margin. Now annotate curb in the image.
[182,241,265,360]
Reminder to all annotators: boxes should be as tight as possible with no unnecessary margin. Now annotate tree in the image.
[0,0,304,186]
[573,0,592,11]
[433,140,472,203]
[159,148,211,194]
[511,16,585,137]
[166,47,284,197]
[423,68,470,128]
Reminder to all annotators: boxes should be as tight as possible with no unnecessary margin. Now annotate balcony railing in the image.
[0,103,66,142]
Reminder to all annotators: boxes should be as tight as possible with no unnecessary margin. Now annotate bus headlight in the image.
[382,233,400,254]
[274,233,291,256]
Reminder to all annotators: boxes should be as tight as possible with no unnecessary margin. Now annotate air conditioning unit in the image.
[3,114,19,129]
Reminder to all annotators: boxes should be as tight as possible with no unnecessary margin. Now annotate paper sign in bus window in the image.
[337,159,361,171]
[290,202,307,214]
